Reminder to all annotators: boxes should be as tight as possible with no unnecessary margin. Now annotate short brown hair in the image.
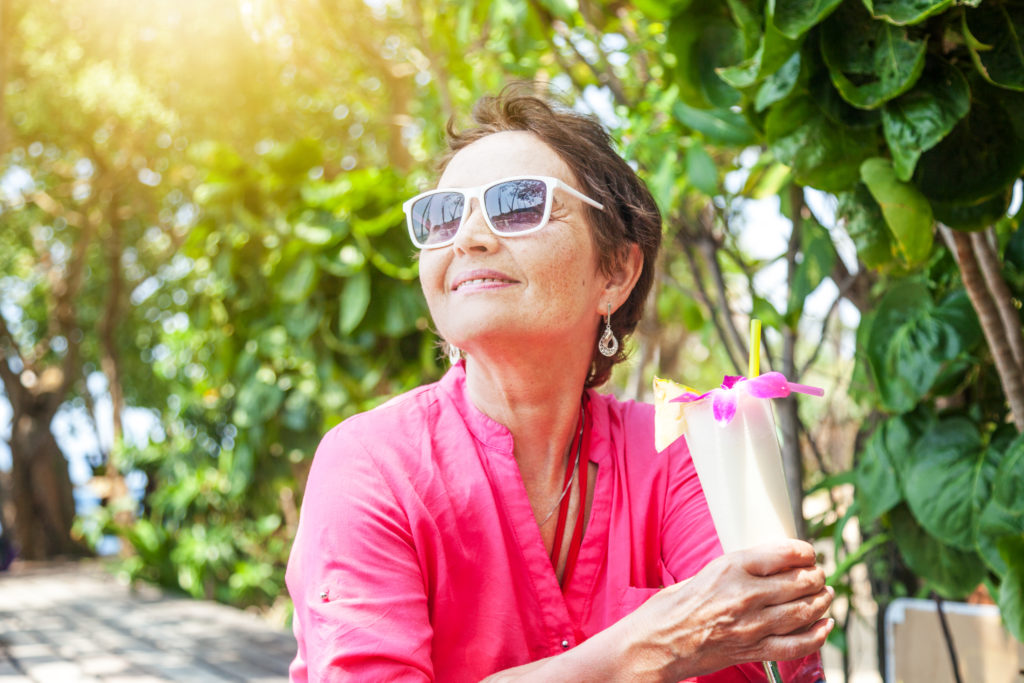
[441,86,662,387]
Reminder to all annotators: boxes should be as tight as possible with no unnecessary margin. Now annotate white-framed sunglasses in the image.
[402,175,605,249]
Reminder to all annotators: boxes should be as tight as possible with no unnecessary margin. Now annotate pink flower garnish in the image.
[669,371,823,424]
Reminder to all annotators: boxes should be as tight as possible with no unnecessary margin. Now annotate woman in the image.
[286,89,832,682]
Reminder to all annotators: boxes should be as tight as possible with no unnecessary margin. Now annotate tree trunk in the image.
[950,228,1024,432]
[782,183,807,539]
[9,382,84,560]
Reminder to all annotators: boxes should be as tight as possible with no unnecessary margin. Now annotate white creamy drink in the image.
[677,391,796,552]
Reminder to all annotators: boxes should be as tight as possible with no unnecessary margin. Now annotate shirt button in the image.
[560,639,570,649]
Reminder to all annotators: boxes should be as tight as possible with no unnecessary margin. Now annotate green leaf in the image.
[978,435,1024,575]
[863,0,953,25]
[672,101,757,145]
[809,63,883,129]
[821,2,928,109]
[882,60,971,181]
[965,2,1024,91]
[931,190,1013,232]
[866,281,980,412]
[904,417,996,551]
[718,0,801,89]
[860,157,934,265]
[667,12,745,108]
[339,269,371,335]
[279,254,319,303]
[765,92,877,192]
[686,144,718,195]
[997,535,1024,641]
[914,85,1024,204]
[889,504,987,598]
[773,0,845,39]
[837,183,896,268]
[787,214,837,318]
[755,51,802,112]
[854,418,907,524]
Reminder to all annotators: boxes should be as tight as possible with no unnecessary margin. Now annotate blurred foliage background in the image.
[2,0,1024,674]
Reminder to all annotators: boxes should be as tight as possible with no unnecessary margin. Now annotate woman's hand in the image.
[622,539,834,681]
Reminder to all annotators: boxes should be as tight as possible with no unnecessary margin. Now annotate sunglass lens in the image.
[484,179,547,234]
[411,192,465,246]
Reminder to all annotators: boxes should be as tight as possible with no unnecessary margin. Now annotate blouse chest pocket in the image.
[616,559,677,616]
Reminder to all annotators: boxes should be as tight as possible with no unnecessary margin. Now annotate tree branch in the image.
[951,228,1024,432]
[698,203,750,367]
[527,0,631,108]
[673,224,743,374]
[971,228,1024,373]
[0,312,24,413]
[798,275,853,377]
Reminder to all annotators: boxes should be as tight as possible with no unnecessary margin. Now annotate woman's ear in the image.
[599,243,643,314]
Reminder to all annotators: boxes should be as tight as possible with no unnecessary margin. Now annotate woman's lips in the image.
[451,270,519,291]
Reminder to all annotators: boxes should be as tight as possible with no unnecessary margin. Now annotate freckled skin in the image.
[418,131,609,358]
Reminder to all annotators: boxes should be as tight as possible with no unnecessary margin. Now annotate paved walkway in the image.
[0,562,295,682]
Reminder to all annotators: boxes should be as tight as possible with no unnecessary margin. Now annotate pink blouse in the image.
[286,364,824,682]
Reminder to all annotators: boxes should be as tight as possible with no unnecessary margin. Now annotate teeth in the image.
[459,278,510,288]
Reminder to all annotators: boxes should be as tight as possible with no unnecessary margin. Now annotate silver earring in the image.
[598,303,618,357]
[447,343,462,365]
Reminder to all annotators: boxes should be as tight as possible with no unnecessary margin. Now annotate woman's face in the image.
[418,131,610,358]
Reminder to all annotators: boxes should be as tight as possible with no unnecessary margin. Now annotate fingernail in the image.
[826,585,835,598]
[826,618,835,632]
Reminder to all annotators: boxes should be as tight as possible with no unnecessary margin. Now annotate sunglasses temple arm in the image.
[556,180,604,210]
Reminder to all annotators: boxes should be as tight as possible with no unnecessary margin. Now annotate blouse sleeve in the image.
[660,437,723,581]
[286,425,433,682]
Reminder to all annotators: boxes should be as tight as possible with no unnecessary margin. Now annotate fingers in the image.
[758,585,834,637]
[756,616,835,663]
[761,565,828,605]
[739,539,817,577]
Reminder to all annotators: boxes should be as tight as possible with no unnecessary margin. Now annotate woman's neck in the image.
[463,346,592,476]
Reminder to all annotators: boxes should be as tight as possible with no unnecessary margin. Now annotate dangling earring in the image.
[447,343,462,365]
[598,303,619,357]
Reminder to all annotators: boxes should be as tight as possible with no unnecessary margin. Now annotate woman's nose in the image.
[452,198,499,253]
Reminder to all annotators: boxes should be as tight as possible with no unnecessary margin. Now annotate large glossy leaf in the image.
[904,417,996,551]
[339,269,371,335]
[755,51,801,112]
[965,1,1024,91]
[279,254,319,303]
[978,435,1024,575]
[837,183,896,268]
[931,190,1013,231]
[809,60,882,129]
[718,0,801,88]
[866,281,981,412]
[821,2,927,109]
[765,92,877,192]
[997,535,1024,642]
[672,101,758,145]
[890,504,988,598]
[860,158,934,266]
[773,0,844,39]
[668,12,744,108]
[864,0,953,25]
[914,86,1024,204]
[882,60,971,181]
[854,417,909,524]
[685,144,718,195]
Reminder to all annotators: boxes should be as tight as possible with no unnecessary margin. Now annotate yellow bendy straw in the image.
[748,318,761,378]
